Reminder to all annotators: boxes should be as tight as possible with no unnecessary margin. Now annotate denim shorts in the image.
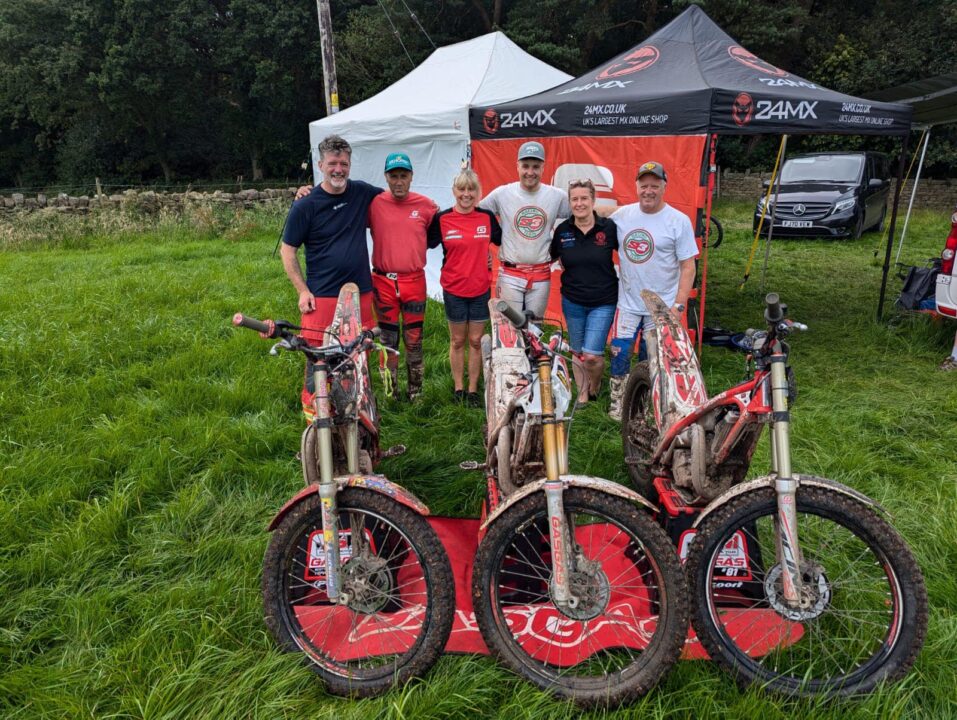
[561,297,615,355]
[443,289,491,324]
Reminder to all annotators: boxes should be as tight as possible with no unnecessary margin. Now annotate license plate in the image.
[781,220,812,228]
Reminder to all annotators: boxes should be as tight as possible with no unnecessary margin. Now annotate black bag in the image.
[895,258,941,311]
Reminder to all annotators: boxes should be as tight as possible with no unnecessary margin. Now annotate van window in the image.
[780,155,864,184]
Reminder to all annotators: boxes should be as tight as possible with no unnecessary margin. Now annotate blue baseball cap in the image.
[384,152,413,172]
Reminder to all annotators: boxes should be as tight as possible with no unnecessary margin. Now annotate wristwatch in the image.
[673,303,686,312]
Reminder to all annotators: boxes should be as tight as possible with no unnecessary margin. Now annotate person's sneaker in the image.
[453,389,466,402]
[466,392,482,408]
[939,357,957,371]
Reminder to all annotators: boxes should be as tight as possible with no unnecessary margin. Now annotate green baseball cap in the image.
[384,152,413,172]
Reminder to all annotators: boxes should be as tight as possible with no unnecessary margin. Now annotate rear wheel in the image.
[620,362,658,501]
[706,216,723,249]
[472,487,687,707]
[686,482,928,697]
[263,489,455,697]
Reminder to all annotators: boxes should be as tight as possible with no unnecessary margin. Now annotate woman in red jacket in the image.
[427,170,502,406]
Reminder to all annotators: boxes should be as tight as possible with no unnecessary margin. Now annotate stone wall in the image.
[716,170,956,212]
[0,188,298,215]
[3,177,955,215]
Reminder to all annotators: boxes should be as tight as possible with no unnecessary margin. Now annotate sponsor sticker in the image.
[305,528,354,584]
[678,529,753,580]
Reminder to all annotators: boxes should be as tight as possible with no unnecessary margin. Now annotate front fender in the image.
[267,474,430,531]
[480,474,657,532]
[691,473,886,529]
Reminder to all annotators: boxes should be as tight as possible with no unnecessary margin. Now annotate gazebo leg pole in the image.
[877,131,912,321]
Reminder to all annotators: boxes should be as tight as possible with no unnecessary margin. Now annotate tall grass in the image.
[1,202,955,719]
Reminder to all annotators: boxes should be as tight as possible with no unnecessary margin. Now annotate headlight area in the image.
[832,197,856,214]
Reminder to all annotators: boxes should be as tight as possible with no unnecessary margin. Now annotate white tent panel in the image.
[307,32,571,297]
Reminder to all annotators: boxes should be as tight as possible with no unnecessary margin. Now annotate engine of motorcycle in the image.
[671,422,732,502]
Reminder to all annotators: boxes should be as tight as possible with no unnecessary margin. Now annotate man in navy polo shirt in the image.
[281,134,383,415]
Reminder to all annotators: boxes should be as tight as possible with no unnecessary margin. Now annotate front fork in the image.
[769,355,805,605]
[312,362,349,604]
[538,360,576,608]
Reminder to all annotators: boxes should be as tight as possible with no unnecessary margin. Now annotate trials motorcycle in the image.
[464,299,688,708]
[234,283,454,697]
[620,289,927,697]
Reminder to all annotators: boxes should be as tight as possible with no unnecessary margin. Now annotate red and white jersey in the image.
[427,208,502,297]
[368,191,437,273]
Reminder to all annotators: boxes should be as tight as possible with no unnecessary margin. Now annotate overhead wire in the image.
[376,0,415,67]
[397,0,436,48]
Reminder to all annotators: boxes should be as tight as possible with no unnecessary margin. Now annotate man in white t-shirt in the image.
[483,141,570,321]
[608,160,698,420]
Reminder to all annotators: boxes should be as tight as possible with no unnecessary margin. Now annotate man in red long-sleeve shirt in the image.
[368,153,438,400]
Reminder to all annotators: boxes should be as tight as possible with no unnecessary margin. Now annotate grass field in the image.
[1,201,955,719]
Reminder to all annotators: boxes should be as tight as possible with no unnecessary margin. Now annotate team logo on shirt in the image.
[595,231,607,247]
[623,229,654,264]
[410,210,419,218]
[515,206,547,239]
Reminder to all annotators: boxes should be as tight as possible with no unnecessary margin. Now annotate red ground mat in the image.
[292,516,801,662]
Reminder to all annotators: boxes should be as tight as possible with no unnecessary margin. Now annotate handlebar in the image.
[233,313,381,361]
[233,313,276,337]
[495,299,528,329]
[764,293,784,324]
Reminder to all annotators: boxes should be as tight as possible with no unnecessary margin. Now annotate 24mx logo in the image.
[498,109,557,130]
[755,99,818,120]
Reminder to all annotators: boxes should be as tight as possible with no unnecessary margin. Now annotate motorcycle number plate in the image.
[305,529,353,583]
[678,529,754,581]
[781,220,812,228]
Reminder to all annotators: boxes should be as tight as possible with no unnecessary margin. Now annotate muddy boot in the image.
[608,376,626,421]
[407,360,423,401]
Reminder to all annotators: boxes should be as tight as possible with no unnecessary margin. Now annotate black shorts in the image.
[443,289,491,324]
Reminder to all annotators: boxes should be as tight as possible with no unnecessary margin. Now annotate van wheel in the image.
[851,213,864,240]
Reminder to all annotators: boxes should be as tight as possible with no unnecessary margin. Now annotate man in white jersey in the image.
[608,160,698,420]
[483,141,570,321]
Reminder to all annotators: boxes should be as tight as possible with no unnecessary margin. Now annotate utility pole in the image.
[316,0,340,115]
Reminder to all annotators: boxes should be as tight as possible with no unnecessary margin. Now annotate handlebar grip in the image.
[233,313,274,337]
[764,293,784,323]
[494,300,527,328]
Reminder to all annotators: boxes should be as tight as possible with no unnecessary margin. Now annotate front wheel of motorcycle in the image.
[262,488,455,697]
[472,487,688,707]
[685,481,928,697]
[620,361,658,502]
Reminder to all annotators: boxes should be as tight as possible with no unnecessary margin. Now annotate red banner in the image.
[473,135,707,323]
